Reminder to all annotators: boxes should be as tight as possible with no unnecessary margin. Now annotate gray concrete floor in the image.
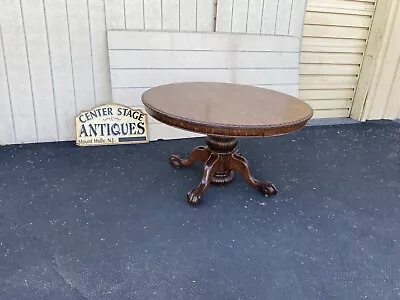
[0,120,399,299]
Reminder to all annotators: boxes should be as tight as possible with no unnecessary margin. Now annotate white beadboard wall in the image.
[108,31,301,131]
[216,0,307,37]
[0,0,307,144]
[105,0,306,37]
[107,0,306,140]
[0,0,217,145]
[0,0,111,145]
[108,32,301,140]
[4,0,364,144]
[105,0,215,31]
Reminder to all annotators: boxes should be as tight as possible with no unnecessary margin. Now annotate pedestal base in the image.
[169,135,278,205]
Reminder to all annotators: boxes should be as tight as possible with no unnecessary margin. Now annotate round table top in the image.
[142,82,313,137]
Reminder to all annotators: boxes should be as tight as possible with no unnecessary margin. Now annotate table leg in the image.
[169,146,210,167]
[230,153,278,196]
[187,154,219,205]
[170,135,278,205]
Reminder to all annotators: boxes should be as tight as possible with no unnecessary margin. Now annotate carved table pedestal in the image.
[142,82,313,205]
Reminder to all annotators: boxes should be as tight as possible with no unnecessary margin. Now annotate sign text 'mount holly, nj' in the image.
[76,104,148,146]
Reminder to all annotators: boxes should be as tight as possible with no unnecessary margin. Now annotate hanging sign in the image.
[76,104,148,146]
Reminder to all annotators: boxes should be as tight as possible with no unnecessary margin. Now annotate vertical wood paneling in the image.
[0,0,37,143]
[261,0,278,34]
[125,0,144,29]
[180,0,196,31]
[44,0,76,141]
[385,60,400,119]
[0,0,310,144]
[105,0,125,29]
[162,0,179,30]
[197,0,214,32]
[216,0,304,36]
[216,0,233,32]
[364,2,400,120]
[0,23,15,145]
[289,0,306,37]
[275,0,293,35]
[111,0,214,32]
[144,0,162,29]
[351,0,391,120]
[0,0,114,144]
[247,0,264,34]
[231,0,249,33]
[66,0,95,113]
[21,0,58,142]
[108,0,215,32]
[88,0,112,105]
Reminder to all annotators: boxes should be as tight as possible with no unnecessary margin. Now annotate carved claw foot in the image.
[186,154,219,205]
[187,186,205,205]
[169,146,210,168]
[257,182,278,196]
[169,155,185,168]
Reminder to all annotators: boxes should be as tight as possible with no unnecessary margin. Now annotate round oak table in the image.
[142,82,313,205]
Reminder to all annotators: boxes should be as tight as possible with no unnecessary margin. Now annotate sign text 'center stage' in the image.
[76,104,148,146]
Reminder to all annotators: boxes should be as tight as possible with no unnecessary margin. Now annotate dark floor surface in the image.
[0,121,399,300]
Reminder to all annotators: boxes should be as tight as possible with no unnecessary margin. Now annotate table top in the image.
[142,82,313,137]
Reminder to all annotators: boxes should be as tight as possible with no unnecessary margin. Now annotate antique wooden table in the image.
[142,82,313,205]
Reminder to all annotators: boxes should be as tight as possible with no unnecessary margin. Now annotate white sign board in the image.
[76,104,148,146]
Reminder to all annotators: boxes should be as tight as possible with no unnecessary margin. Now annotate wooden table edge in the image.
[143,103,314,137]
